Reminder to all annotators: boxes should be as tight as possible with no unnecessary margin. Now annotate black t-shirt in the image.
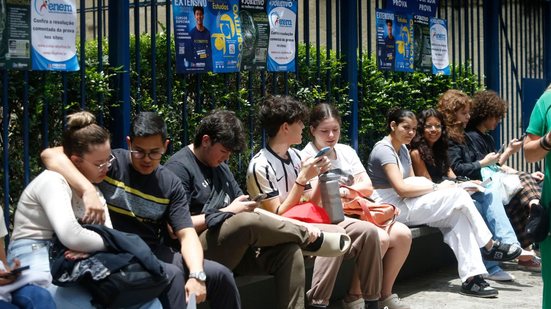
[99,149,193,247]
[164,146,243,215]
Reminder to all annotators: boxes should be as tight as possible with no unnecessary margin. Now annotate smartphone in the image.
[251,193,267,202]
[497,143,506,154]
[0,265,30,278]
[314,146,331,158]
[481,177,492,187]
[517,133,527,141]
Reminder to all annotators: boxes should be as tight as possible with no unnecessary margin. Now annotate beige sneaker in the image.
[379,294,410,309]
[342,298,364,309]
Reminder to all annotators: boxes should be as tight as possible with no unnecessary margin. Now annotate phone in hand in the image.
[251,193,267,202]
[314,146,331,158]
[0,265,29,278]
[517,133,527,141]
[480,177,492,188]
[497,143,506,154]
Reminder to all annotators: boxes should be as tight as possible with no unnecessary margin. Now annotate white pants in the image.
[373,186,491,281]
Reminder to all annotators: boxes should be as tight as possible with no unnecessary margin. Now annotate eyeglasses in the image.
[83,154,116,171]
[130,149,164,160]
[424,124,442,131]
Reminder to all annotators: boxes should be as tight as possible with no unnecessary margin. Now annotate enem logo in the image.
[34,0,74,16]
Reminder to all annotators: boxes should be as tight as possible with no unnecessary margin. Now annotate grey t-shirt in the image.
[367,137,412,187]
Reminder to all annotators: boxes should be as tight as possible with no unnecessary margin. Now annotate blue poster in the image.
[267,0,297,72]
[173,0,242,73]
[430,17,450,75]
[376,10,395,71]
[394,14,413,72]
[384,0,439,17]
[30,0,78,71]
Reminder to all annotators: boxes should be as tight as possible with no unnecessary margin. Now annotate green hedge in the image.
[1,31,482,213]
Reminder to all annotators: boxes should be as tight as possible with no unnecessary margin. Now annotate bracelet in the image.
[295,180,307,188]
[540,136,551,151]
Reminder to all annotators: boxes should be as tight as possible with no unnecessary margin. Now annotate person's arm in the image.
[175,227,207,304]
[410,149,432,181]
[40,146,105,224]
[498,139,523,165]
[525,132,550,163]
[448,141,498,180]
[382,163,455,197]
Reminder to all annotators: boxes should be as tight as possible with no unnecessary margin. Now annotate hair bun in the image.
[66,111,97,131]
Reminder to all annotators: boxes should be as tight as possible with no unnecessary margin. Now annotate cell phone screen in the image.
[252,193,267,202]
[314,146,330,158]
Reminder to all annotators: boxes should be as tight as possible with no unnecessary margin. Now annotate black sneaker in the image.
[460,275,498,298]
[482,240,522,261]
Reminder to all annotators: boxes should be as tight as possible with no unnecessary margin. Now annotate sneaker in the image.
[518,255,542,272]
[460,275,498,298]
[483,269,515,282]
[482,241,522,261]
[302,232,351,257]
[379,294,410,309]
[342,298,364,309]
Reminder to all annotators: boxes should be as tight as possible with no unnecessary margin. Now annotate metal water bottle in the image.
[319,171,345,224]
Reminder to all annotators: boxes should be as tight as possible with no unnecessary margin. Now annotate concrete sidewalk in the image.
[329,261,542,309]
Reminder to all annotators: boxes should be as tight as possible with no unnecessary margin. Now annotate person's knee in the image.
[204,259,236,284]
[391,222,412,247]
[12,285,55,309]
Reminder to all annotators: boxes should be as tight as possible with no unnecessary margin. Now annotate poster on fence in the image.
[429,17,450,75]
[376,9,395,71]
[30,0,78,71]
[239,0,269,71]
[384,0,439,17]
[0,0,31,70]
[173,0,242,73]
[413,14,431,73]
[267,0,296,72]
[394,14,413,72]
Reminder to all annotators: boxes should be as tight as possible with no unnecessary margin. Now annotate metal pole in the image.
[341,0,359,150]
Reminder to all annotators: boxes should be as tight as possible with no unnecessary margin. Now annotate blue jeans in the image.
[7,239,161,309]
[472,189,519,275]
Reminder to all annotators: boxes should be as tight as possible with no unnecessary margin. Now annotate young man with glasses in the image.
[41,112,241,309]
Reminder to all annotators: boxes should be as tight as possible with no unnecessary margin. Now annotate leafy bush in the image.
[1,31,482,214]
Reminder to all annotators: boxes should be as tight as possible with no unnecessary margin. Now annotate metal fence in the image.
[1,0,550,222]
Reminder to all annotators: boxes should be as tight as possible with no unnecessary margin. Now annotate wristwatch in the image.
[189,271,207,282]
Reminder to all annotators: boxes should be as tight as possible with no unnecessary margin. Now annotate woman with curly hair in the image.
[411,108,524,282]
[439,89,542,272]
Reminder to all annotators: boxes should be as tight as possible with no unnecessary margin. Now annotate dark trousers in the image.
[154,245,241,309]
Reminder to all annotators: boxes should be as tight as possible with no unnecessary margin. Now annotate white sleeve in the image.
[247,157,279,199]
[33,175,106,252]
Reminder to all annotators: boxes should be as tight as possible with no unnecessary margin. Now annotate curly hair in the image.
[410,109,450,178]
[259,95,309,138]
[193,109,246,153]
[467,90,507,131]
[437,89,472,144]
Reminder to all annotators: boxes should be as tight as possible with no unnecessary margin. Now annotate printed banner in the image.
[384,0,438,17]
[376,9,395,71]
[173,0,242,73]
[31,0,78,71]
[394,14,413,72]
[413,14,431,72]
[239,0,268,71]
[0,0,31,70]
[430,17,450,75]
[267,0,296,72]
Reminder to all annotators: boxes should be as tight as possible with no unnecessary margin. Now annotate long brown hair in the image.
[437,89,472,144]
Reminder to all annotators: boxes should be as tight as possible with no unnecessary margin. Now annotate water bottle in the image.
[318,171,345,224]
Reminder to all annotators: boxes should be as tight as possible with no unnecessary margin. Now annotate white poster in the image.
[267,0,296,72]
[31,0,78,71]
[429,17,450,75]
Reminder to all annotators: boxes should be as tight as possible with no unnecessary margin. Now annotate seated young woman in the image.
[247,96,382,309]
[439,89,542,272]
[7,111,160,309]
[367,108,521,298]
[301,103,412,309]
[410,108,524,282]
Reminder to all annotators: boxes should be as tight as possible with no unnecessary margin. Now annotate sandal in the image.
[482,240,522,261]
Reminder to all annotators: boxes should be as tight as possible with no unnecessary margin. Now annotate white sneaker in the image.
[342,298,364,309]
[379,294,410,309]
[483,269,515,282]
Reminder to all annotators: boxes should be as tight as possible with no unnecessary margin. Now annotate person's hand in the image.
[302,223,322,244]
[82,189,106,224]
[0,259,21,286]
[531,171,545,182]
[64,250,90,261]
[506,139,523,155]
[299,156,331,183]
[185,278,207,304]
[480,152,500,167]
[438,180,457,190]
[222,195,257,214]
